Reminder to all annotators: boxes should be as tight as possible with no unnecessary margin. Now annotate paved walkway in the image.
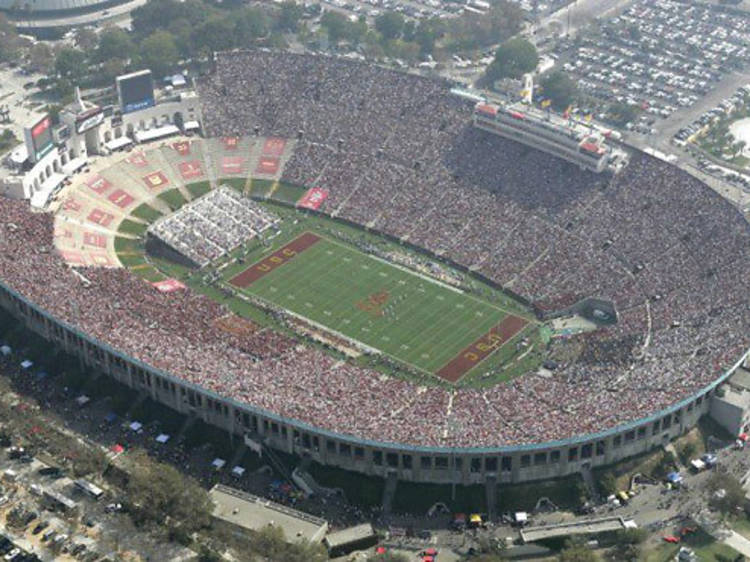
[723,531,750,557]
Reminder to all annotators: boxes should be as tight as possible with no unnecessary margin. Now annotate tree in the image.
[139,31,179,77]
[125,450,213,532]
[234,7,269,45]
[540,70,578,111]
[597,471,617,497]
[375,11,405,41]
[54,46,87,79]
[707,472,745,518]
[607,527,646,561]
[484,37,538,83]
[192,15,236,53]
[74,27,98,51]
[0,14,23,62]
[414,19,442,57]
[247,525,328,562]
[277,0,303,32]
[651,450,676,480]
[558,539,596,562]
[677,441,697,465]
[608,102,637,126]
[96,27,134,62]
[321,11,349,44]
[28,43,55,74]
[366,552,409,562]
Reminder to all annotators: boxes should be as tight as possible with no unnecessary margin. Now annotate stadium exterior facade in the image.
[2,278,747,485]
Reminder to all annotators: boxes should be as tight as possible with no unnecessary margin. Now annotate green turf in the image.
[270,182,307,205]
[222,178,247,193]
[114,236,142,254]
[130,203,163,224]
[118,253,148,267]
[158,188,188,210]
[117,219,148,237]
[230,233,518,376]
[251,178,275,198]
[187,181,211,200]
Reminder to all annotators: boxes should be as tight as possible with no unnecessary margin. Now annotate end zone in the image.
[436,315,528,382]
[229,232,321,288]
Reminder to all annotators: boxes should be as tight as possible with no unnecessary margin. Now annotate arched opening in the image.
[173,112,184,130]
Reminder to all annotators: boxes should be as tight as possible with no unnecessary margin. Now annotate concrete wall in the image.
[0,281,737,486]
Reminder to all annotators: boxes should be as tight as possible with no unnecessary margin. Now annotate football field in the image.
[228,232,529,381]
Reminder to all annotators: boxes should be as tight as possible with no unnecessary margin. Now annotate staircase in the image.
[485,473,498,521]
[381,469,399,518]
[580,463,599,503]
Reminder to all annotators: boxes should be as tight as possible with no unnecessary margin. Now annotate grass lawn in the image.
[250,178,275,197]
[114,236,142,254]
[130,203,163,224]
[118,253,149,268]
[117,219,148,237]
[157,188,188,210]
[187,181,211,200]
[221,177,247,193]
[230,233,523,376]
[270,181,307,205]
[642,528,741,562]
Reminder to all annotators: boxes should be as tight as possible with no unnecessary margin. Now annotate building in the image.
[710,362,750,436]
[473,102,615,173]
[209,484,328,543]
[0,78,201,207]
[323,524,377,557]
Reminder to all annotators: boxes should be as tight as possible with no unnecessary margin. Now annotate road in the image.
[724,531,750,557]
[10,0,146,30]
[535,0,634,38]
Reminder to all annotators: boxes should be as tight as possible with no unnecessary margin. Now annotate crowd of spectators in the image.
[0,50,747,451]
[148,186,278,266]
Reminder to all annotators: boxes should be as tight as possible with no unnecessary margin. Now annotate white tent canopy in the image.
[61,157,87,175]
[134,124,179,143]
[31,172,65,209]
[105,136,133,151]
[155,434,170,444]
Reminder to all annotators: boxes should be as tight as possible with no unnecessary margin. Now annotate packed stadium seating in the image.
[0,50,748,450]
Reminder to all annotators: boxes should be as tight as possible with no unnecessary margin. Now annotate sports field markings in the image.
[229,232,321,287]
[436,315,528,383]
[229,230,537,379]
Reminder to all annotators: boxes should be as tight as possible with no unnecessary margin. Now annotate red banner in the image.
[152,279,187,293]
[297,187,328,210]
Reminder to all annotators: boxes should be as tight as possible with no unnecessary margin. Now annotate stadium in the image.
[0,50,749,489]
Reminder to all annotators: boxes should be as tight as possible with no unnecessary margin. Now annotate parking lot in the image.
[556,0,750,129]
